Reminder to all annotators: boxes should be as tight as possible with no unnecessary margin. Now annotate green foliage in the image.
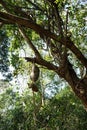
[37,87,87,130]
[55,0,67,8]
[0,86,87,130]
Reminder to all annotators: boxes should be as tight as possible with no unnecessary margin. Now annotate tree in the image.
[0,0,87,108]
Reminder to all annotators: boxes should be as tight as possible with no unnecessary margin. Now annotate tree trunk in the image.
[62,61,87,110]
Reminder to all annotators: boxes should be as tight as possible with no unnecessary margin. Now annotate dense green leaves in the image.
[0,86,87,130]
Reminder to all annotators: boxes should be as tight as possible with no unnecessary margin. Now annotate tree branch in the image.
[25,57,61,74]
[19,26,42,59]
[0,11,59,40]
[54,4,64,35]
[26,0,44,12]
[0,0,10,12]
[0,11,87,68]
[47,0,55,4]
[0,18,14,24]
[0,0,33,20]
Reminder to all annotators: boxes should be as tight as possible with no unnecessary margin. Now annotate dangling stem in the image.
[32,91,37,128]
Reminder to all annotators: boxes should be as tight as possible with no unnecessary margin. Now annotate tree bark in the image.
[61,61,87,110]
